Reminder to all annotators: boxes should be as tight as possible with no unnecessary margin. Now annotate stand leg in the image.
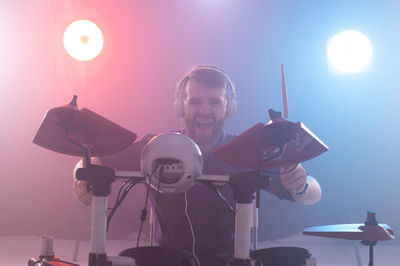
[72,239,80,262]
[251,199,258,251]
[89,196,111,266]
[75,165,139,265]
[369,245,373,266]
[235,203,252,260]
[90,196,108,254]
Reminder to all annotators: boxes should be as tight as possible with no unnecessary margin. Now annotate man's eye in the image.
[188,99,200,105]
[210,100,222,105]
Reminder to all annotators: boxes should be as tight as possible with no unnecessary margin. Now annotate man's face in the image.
[182,79,229,146]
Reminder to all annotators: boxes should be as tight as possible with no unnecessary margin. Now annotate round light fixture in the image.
[63,20,104,61]
[327,30,372,74]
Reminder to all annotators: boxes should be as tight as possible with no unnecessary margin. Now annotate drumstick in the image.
[281,63,289,119]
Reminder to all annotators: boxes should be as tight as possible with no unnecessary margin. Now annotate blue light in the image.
[327,30,373,74]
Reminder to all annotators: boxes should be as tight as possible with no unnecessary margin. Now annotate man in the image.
[73,65,321,265]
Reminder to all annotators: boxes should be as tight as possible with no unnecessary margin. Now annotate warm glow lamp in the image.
[63,20,104,61]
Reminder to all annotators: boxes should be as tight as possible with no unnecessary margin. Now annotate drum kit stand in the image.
[29,66,394,266]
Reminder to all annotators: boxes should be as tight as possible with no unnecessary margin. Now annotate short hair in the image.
[176,65,234,100]
[186,67,227,89]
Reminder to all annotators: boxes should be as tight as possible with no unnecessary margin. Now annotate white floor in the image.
[2,234,399,266]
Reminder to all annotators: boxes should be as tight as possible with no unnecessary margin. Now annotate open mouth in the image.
[195,121,214,129]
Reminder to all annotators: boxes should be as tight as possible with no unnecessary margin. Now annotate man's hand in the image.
[280,163,322,205]
[280,163,307,197]
[72,178,93,205]
[72,157,101,206]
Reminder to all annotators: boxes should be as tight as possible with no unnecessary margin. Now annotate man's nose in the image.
[197,103,212,115]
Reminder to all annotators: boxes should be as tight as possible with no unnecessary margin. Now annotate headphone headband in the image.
[175,64,236,100]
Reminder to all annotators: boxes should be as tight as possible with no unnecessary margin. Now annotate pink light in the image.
[63,20,104,61]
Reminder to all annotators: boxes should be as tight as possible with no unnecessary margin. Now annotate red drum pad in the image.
[33,104,136,157]
[215,119,328,169]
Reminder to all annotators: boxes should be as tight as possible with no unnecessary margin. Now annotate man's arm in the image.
[72,157,102,206]
[280,164,322,205]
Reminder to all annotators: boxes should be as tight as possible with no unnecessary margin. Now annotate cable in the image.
[184,191,200,266]
[113,181,131,208]
[155,166,164,207]
[109,181,130,214]
[136,165,159,248]
[106,178,140,232]
[199,163,298,217]
[107,179,139,231]
[203,181,235,215]
[107,182,129,230]
[63,113,91,166]
[148,166,164,247]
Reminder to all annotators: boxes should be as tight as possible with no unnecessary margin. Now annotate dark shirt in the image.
[101,131,293,265]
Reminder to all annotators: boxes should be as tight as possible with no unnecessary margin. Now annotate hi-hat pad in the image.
[33,96,136,156]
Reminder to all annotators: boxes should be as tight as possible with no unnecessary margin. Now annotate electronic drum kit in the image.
[29,95,394,266]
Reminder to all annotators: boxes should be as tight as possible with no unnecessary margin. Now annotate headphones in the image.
[174,64,237,118]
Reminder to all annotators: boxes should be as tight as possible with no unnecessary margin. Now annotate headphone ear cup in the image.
[174,98,184,117]
[226,98,237,117]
